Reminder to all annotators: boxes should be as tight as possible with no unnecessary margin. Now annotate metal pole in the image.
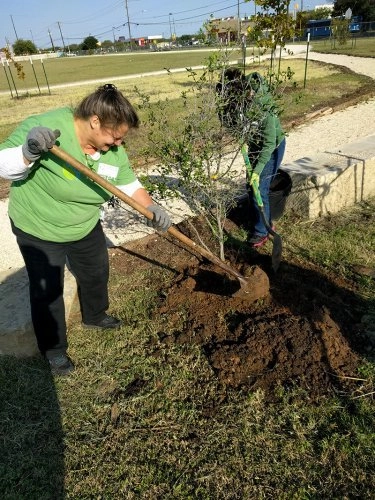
[303,33,310,88]
[57,22,67,53]
[10,15,19,41]
[242,35,247,73]
[1,59,14,98]
[6,59,19,98]
[48,29,56,52]
[237,0,241,43]
[30,58,41,94]
[30,30,36,46]
[169,13,173,40]
[40,59,51,95]
[125,0,132,49]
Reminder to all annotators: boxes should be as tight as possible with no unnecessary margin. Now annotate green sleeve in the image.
[253,113,276,175]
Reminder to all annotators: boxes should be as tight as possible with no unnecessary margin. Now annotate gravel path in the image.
[283,51,375,163]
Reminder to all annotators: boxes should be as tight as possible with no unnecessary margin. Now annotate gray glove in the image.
[147,204,171,232]
[22,127,60,162]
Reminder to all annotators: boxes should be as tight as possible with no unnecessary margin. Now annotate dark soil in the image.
[109,209,366,402]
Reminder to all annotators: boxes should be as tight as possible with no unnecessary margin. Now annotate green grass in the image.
[1,199,374,497]
[310,36,375,57]
[0,49,242,93]
[0,55,373,167]
[0,47,374,498]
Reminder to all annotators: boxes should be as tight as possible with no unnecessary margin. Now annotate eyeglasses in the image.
[101,126,125,143]
[101,83,117,92]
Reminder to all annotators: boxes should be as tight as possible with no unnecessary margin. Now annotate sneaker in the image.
[82,314,122,330]
[48,354,75,376]
[248,234,269,248]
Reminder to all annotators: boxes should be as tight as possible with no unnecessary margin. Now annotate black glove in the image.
[147,204,171,232]
[22,127,60,162]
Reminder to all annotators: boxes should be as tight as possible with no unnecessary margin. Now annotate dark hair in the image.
[216,67,250,130]
[247,72,264,93]
[222,67,244,82]
[74,83,140,129]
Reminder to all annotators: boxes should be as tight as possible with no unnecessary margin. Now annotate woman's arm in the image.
[0,145,34,181]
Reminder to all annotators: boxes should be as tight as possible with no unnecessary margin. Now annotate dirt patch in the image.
[110,212,365,402]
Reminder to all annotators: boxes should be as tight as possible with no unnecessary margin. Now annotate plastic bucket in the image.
[228,169,292,227]
[269,169,292,221]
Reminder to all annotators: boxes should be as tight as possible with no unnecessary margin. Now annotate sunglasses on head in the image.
[101,83,117,92]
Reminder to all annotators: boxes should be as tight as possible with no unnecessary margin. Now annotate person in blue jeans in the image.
[216,69,286,248]
[245,72,286,247]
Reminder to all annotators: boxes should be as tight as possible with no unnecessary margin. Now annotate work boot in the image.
[248,233,269,248]
[82,314,122,330]
[48,354,75,376]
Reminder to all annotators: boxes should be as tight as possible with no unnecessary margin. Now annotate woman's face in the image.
[89,115,129,151]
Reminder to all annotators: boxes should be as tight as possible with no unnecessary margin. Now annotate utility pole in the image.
[57,22,67,53]
[10,15,19,41]
[124,0,132,48]
[169,13,173,40]
[30,30,36,46]
[48,29,56,53]
[237,0,241,43]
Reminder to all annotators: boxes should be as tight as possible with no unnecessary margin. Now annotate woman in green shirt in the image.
[0,84,171,375]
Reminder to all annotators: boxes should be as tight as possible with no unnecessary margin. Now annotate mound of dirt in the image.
[156,264,360,400]
[111,213,365,401]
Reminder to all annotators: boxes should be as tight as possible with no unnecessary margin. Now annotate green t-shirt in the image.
[0,107,137,242]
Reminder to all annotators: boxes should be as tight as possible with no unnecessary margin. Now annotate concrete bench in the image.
[283,135,375,218]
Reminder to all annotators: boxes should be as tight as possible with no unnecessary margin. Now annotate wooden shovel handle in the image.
[50,144,249,287]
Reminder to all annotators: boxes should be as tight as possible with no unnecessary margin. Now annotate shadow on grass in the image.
[0,355,64,498]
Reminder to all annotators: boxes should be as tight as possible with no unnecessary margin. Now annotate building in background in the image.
[207,16,255,44]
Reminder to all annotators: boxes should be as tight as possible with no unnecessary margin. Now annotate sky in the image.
[1,0,332,49]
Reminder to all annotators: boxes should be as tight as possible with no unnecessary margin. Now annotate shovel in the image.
[241,145,282,272]
[48,144,267,299]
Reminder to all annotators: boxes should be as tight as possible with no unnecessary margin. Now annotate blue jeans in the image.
[247,138,286,237]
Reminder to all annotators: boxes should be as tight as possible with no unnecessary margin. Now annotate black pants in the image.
[11,220,109,359]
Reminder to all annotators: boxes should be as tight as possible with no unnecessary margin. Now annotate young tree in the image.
[134,50,290,261]
[246,0,295,51]
[331,17,350,45]
[245,1,296,79]
[3,47,25,82]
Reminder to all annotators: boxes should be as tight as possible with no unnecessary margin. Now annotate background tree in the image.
[331,17,350,45]
[310,7,334,20]
[67,43,80,52]
[101,40,113,50]
[80,36,99,51]
[333,0,375,21]
[295,6,335,37]
[13,39,37,56]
